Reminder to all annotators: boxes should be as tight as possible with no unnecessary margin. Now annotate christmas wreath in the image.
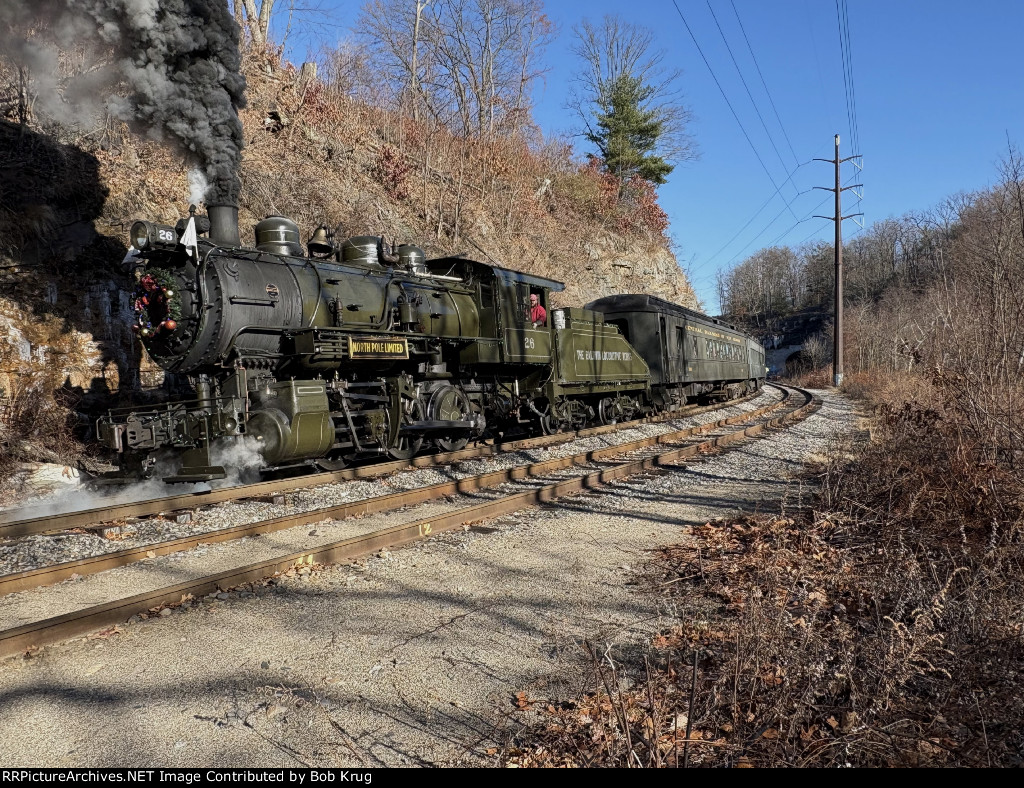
[131,268,181,336]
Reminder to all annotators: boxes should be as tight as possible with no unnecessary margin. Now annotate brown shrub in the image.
[840,369,936,412]
[511,370,1024,767]
[782,366,833,389]
[0,372,84,496]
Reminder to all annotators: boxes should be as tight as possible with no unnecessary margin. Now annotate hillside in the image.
[0,47,696,485]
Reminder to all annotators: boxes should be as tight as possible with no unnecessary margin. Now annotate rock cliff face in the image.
[568,237,697,309]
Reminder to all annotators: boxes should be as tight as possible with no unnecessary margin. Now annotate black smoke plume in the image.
[0,0,247,204]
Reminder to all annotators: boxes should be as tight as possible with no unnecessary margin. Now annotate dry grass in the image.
[507,373,1024,767]
[781,367,833,389]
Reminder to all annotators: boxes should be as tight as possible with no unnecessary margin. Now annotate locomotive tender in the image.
[99,205,765,482]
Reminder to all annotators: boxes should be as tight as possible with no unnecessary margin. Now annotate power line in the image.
[840,0,865,228]
[835,0,861,162]
[723,191,822,267]
[703,173,867,310]
[705,0,795,194]
[728,0,800,168]
[765,197,829,250]
[728,167,860,266]
[836,0,854,153]
[694,137,836,281]
[794,219,832,247]
[670,0,799,221]
[841,0,861,155]
[700,161,808,268]
[699,165,862,289]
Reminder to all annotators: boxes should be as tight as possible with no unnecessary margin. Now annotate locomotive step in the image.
[163,466,227,483]
[399,419,475,434]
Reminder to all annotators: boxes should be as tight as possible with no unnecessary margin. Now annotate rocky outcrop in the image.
[568,236,697,309]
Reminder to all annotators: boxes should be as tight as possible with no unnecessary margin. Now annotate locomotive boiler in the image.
[100,205,651,481]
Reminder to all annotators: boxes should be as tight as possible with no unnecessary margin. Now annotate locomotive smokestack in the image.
[208,205,240,248]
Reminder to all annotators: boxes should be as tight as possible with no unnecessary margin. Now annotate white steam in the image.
[0,436,268,521]
[188,168,210,205]
[208,435,268,485]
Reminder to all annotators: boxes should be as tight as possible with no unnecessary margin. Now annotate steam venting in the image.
[1,0,247,204]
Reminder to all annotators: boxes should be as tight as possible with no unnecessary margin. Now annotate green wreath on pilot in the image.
[131,268,181,336]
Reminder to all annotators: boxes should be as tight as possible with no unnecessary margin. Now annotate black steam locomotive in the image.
[99,205,764,482]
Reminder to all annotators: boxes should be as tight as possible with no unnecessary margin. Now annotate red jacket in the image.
[530,303,547,326]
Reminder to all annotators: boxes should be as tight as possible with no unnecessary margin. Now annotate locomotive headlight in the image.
[130,220,178,250]
[131,221,152,250]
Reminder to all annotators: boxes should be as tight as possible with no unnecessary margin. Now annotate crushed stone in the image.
[0,389,855,767]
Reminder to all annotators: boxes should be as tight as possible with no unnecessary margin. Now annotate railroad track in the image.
[0,387,789,595]
[0,392,758,540]
[0,385,818,657]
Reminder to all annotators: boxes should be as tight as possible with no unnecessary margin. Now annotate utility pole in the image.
[814,134,861,387]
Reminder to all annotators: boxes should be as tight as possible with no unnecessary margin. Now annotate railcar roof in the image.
[586,293,708,320]
[493,266,565,290]
[492,265,565,291]
[586,294,746,335]
[427,255,565,292]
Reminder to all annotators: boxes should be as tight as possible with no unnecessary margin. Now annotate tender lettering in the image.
[575,350,631,362]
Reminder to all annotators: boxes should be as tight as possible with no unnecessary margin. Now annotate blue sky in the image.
[269,0,1024,313]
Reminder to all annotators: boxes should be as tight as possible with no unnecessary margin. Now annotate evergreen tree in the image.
[568,15,695,194]
[586,74,674,185]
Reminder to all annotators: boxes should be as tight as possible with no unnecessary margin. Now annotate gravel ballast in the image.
[0,388,855,767]
[0,388,781,576]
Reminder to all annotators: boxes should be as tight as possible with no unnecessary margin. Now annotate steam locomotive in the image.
[99,205,764,482]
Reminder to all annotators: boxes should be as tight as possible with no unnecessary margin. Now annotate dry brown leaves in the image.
[507,493,1024,767]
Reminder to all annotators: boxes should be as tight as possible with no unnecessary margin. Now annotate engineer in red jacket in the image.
[529,292,547,327]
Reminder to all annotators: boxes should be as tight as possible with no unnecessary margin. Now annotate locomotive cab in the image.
[493,269,561,364]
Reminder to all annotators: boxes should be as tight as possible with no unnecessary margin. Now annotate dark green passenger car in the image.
[585,294,767,409]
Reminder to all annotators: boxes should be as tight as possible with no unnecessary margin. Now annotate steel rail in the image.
[0,388,794,596]
[0,392,765,538]
[0,388,818,657]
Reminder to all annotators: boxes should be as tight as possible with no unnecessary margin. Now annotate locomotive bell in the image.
[307,225,334,256]
[255,216,304,256]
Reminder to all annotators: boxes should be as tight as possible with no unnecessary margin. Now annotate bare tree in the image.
[359,0,554,136]
[801,331,830,371]
[359,0,434,120]
[318,38,384,104]
[430,0,553,136]
[237,0,276,50]
[720,245,800,324]
[234,0,335,57]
